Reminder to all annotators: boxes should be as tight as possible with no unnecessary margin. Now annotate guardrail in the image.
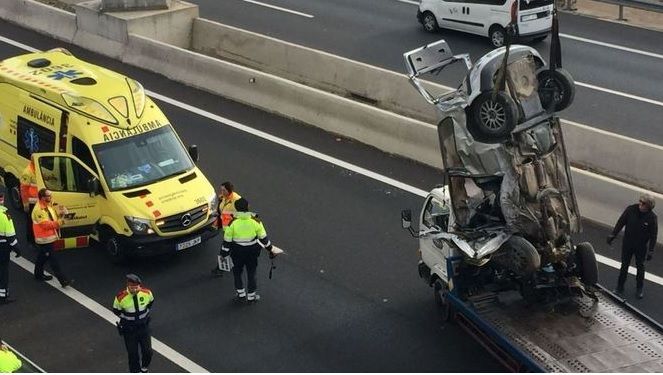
[558,0,663,20]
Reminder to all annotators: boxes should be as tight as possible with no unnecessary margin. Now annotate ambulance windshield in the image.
[93,125,194,191]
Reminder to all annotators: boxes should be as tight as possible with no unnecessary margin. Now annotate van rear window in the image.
[520,0,552,10]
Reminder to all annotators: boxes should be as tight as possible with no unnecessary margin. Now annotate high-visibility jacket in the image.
[19,162,37,207]
[218,192,241,229]
[221,212,272,252]
[0,206,19,252]
[31,202,61,245]
[0,348,22,373]
[113,287,154,326]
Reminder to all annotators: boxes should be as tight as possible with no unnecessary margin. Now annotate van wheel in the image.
[537,68,575,112]
[575,242,598,286]
[422,12,439,33]
[5,176,22,211]
[489,26,506,47]
[466,91,518,143]
[433,280,452,323]
[103,231,126,264]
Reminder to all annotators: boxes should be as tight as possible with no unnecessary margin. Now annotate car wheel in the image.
[422,12,439,33]
[537,68,575,112]
[433,280,452,323]
[466,91,518,143]
[5,176,23,211]
[103,231,127,264]
[489,26,506,47]
[576,242,598,286]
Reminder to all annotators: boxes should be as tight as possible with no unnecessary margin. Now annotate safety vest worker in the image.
[221,197,273,303]
[19,160,38,209]
[113,274,154,373]
[211,181,241,277]
[0,201,22,304]
[0,343,22,373]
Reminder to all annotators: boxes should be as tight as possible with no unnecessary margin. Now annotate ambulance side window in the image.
[16,117,56,159]
[72,137,97,174]
[39,156,93,193]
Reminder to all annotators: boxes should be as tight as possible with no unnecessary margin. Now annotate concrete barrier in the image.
[0,0,76,42]
[190,18,663,192]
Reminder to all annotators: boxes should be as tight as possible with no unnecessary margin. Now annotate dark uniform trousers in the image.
[34,243,66,283]
[122,323,153,373]
[618,246,647,290]
[231,246,261,293]
[25,204,35,245]
[0,249,10,298]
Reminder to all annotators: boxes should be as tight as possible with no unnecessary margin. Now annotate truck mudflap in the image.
[446,283,663,372]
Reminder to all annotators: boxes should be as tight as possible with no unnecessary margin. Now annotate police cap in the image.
[235,198,249,212]
[126,274,142,285]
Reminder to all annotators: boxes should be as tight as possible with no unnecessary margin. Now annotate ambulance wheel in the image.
[103,231,126,264]
[422,12,439,33]
[537,68,575,112]
[433,280,453,323]
[575,242,598,286]
[5,176,22,211]
[466,91,518,143]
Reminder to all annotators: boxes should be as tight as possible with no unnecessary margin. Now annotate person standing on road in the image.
[32,188,73,288]
[113,274,154,373]
[220,198,274,303]
[0,194,22,305]
[211,181,242,277]
[0,340,22,373]
[20,159,38,245]
[608,194,658,299]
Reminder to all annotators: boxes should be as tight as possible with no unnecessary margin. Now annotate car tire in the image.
[466,91,518,143]
[576,242,599,286]
[103,230,127,264]
[537,68,575,112]
[422,12,439,33]
[489,26,506,47]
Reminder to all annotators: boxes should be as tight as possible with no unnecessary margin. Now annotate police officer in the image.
[0,340,22,373]
[220,198,274,303]
[113,274,154,373]
[211,181,242,277]
[608,194,658,299]
[0,194,22,304]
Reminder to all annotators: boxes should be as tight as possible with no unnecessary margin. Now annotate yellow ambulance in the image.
[0,48,219,262]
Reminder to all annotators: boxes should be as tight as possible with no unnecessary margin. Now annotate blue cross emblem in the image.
[23,128,39,154]
[47,70,83,80]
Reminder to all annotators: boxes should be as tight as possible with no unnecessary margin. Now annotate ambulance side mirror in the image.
[188,145,199,163]
[87,177,101,197]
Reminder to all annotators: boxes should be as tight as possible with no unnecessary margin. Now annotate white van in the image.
[417,0,552,47]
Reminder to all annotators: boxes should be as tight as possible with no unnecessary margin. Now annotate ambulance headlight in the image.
[125,216,153,234]
[126,78,146,117]
[209,193,219,217]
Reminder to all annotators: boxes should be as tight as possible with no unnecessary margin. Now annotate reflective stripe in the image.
[120,309,150,321]
[0,239,5,243]
[0,289,6,297]
[234,239,258,246]
[120,313,136,320]
[9,239,17,246]
[27,197,38,204]
[35,234,58,244]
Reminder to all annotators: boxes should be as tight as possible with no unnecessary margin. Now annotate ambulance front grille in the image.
[159,204,208,233]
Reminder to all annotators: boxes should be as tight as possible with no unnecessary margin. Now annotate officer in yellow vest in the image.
[113,274,154,373]
[220,198,274,303]
[0,194,22,305]
[0,341,22,373]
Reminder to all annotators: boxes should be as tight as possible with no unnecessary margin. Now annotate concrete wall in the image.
[0,0,77,42]
[190,18,663,192]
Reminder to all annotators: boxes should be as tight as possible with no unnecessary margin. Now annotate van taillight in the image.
[510,0,518,23]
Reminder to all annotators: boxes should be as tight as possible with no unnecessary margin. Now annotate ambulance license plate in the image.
[176,236,201,251]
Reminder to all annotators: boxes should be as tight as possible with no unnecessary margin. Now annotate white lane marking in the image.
[563,119,663,151]
[560,33,663,60]
[1,35,662,285]
[596,254,663,286]
[241,0,314,18]
[10,256,210,373]
[1,340,45,372]
[576,81,663,108]
[0,35,38,52]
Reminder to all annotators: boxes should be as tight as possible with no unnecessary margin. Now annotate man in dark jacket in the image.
[608,194,658,299]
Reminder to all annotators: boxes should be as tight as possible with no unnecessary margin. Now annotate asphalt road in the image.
[189,0,663,144]
[1,21,663,372]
